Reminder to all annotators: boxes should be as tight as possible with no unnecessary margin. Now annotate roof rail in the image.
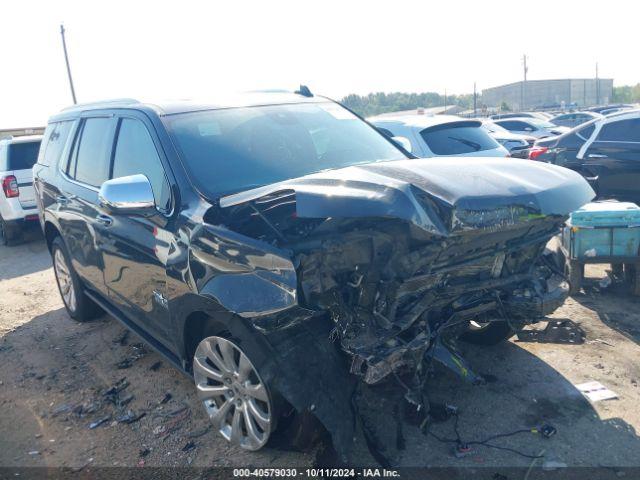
[61,98,140,111]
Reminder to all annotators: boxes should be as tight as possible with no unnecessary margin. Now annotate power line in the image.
[60,24,77,104]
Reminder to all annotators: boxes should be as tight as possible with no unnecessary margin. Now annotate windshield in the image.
[420,124,500,155]
[166,102,406,196]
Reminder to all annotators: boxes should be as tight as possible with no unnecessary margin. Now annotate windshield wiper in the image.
[447,136,482,151]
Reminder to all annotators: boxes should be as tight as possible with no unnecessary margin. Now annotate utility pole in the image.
[60,24,77,104]
[595,62,600,105]
[473,82,477,117]
[521,54,528,110]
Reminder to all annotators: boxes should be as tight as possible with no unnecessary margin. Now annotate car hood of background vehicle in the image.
[220,157,595,236]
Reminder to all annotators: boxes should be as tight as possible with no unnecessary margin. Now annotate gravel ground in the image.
[1,232,640,472]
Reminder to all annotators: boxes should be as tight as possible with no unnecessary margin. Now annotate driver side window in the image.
[112,118,171,212]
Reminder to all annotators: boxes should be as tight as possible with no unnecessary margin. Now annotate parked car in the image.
[529,109,640,203]
[368,114,509,157]
[481,120,535,158]
[34,93,593,454]
[490,112,550,121]
[550,111,603,128]
[587,104,634,114]
[0,135,42,245]
[493,117,570,138]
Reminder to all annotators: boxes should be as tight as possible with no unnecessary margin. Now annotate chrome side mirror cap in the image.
[391,136,412,153]
[98,174,155,214]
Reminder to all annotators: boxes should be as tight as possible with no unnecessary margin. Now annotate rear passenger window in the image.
[39,121,73,167]
[68,118,113,188]
[112,118,171,211]
[597,119,640,142]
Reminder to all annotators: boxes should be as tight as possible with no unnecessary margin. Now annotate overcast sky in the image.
[1,0,638,128]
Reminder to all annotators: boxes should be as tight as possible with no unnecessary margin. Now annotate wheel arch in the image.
[44,219,62,253]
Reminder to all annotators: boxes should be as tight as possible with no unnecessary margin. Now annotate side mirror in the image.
[391,136,412,153]
[98,174,156,215]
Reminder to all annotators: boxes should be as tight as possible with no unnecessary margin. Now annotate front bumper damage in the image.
[200,157,595,458]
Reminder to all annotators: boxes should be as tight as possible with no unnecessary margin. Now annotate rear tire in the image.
[565,259,584,295]
[461,321,515,345]
[0,216,20,246]
[625,264,640,297]
[51,236,102,322]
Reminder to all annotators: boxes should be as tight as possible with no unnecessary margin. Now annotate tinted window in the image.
[498,120,531,131]
[376,127,394,138]
[69,118,113,187]
[7,141,41,170]
[576,123,596,141]
[597,119,640,142]
[420,124,500,155]
[39,121,73,167]
[167,102,405,195]
[112,118,171,211]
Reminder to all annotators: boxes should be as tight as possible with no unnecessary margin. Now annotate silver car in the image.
[493,117,570,139]
[0,135,42,245]
[368,114,508,158]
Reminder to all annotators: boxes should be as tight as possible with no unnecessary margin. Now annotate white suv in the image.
[0,135,42,245]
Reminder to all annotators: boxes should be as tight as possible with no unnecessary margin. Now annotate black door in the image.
[582,118,640,202]
[55,117,116,295]
[98,115,175,345]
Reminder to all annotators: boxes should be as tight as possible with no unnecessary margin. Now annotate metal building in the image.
[482,78,613,110]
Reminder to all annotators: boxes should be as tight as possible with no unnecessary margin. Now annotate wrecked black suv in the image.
[34,92,594,454]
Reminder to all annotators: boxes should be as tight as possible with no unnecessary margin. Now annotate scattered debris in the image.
[149,361,163,371]
[116,410,146,424]
[116,358,134,369]
[516,320,585,344]
[113,330,130,346]
[187,425,211,438]
[139,448,151,457]
[103,378,130,397]
[88,415,112,429]
[51,403,74,417]
[28,451,40,456]
[159,392,172,404]
[576,381,618,402]
[182,441,196,453]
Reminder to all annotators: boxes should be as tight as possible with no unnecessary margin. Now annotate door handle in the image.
[96,214,113,227]
[588,153,608,159]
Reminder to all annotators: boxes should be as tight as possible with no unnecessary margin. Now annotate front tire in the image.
[193,335,275,451]
[460,320,515,345]
[51,236,101,322]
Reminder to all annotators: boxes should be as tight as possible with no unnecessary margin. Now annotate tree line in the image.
[340,84,640,117]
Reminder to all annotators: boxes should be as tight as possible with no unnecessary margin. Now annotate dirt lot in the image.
[2,232,640,472]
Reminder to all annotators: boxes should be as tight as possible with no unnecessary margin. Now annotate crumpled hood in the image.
[220,157,595,236]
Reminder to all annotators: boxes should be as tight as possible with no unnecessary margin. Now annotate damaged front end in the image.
[197,157,594,454]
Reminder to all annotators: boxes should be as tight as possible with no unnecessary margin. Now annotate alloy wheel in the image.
[54,248,77,313]
[193,336,272,450]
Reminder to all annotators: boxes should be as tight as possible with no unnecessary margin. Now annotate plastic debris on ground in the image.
[88,415,112,429]
[576,381,618,402]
